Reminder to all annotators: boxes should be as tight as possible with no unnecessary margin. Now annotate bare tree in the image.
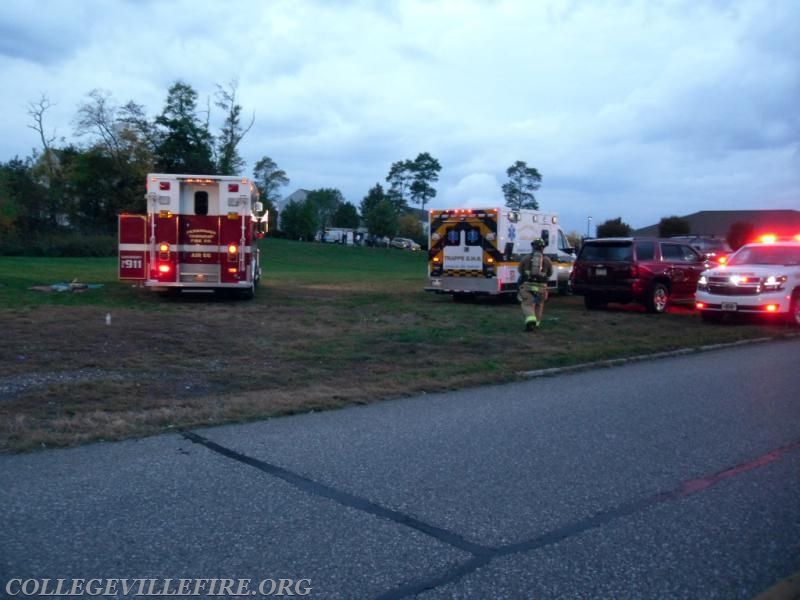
[26,93,68,227]
[75,90,123,160]
[27,94,59,181]
[74,89,155,173]
[215,79,255,175]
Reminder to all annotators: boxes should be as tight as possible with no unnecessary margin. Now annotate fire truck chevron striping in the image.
[118,173,268,298]
[425,207,575,299]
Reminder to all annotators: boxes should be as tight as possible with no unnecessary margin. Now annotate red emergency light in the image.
[157,264,171,274]
[228,183,239,192]
[159,182,170,191]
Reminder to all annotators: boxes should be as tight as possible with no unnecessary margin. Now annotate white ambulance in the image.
[425,207,575,299]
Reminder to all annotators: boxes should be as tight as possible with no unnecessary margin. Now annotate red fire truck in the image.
[118,173,267,298]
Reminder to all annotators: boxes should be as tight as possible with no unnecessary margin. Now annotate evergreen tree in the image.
[332,202,360,229]
[658,215,691,237]
[154,81,215,173]
[253,156,289,232]
[408,152,441,211]
[280,199,318,241]
[305,188,344,230]
[502,160,542,210]
[596,217,632,238]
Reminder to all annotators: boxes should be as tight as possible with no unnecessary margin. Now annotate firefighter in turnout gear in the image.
[518,239,553,330]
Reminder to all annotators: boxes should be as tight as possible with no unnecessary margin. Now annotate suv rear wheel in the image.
[645,283,669,313]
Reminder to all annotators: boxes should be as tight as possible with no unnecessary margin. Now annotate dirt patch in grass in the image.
[0,281,793,452]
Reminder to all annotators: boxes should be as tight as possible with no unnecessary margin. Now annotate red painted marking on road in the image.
[676,441,800,498]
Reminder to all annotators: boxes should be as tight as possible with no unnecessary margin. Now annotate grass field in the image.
[0,238,795,452]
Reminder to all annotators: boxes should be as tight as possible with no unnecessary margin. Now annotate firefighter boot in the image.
[525,315,538,331]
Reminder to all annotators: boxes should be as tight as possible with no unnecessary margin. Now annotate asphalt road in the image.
[2,338,799,599]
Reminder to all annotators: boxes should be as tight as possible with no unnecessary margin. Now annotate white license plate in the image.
[595,267,607,276]
[721,302,738,311]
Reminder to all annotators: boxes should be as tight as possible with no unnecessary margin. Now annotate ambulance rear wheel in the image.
[240,283,255,300]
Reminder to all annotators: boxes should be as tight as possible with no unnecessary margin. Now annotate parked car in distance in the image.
[390,237,422,251]
[570,237,707,313]
[695,235,800,326]
[670,235,731,264]
[366,235,391,247]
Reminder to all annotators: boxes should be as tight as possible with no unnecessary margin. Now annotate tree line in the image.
[0,79,546,255]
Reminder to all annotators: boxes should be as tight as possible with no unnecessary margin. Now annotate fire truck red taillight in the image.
[157,264,171,274]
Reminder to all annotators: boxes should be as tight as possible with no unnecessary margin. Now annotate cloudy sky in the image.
[1,0,797,232]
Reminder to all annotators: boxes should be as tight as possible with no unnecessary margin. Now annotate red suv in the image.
[570,237,707,313]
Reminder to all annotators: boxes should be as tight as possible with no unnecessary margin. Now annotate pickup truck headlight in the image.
[697,275,709,291]
[762,275,787,291]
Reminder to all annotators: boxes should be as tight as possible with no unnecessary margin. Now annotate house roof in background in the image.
[633,210,800,237]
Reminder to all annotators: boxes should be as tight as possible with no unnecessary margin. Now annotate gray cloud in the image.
[0,0,797,230]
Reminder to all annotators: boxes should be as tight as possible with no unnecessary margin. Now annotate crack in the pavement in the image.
[181,430,490,557]
[182,430,800,599]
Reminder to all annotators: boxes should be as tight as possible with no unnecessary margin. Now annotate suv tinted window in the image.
[660,243,685,261]
[579,242,633,262]
[635,240,655,261]
[680,245,701,262]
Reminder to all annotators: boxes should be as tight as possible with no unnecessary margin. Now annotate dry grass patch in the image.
[1,271,794,452]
